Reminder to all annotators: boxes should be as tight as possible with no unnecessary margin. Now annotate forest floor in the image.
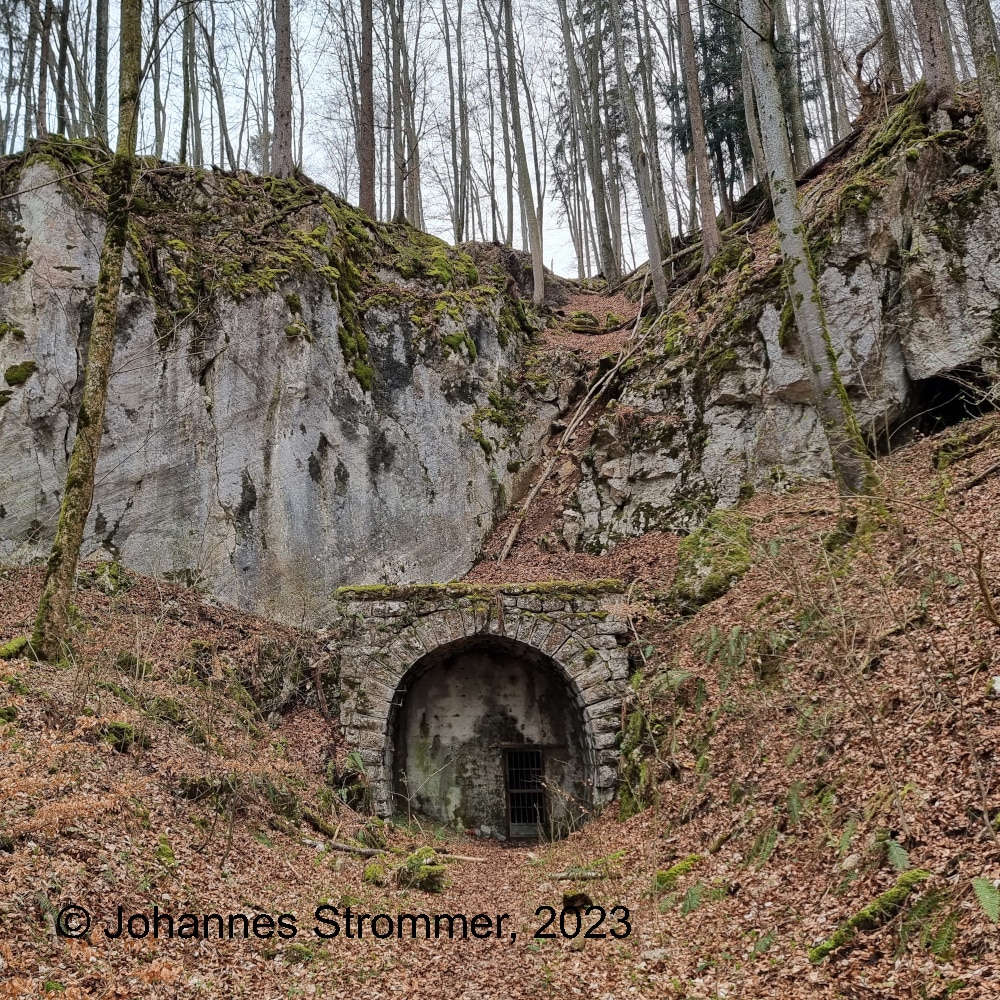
[3,406,1000,998]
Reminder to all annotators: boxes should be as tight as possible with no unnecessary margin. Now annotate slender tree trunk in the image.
[198,6,235,169]
[558,0,618,281]
[935,0,967,80]
[36,0,53,137]
[503,0,544,303]
[773,0,810,172]
[738,0,872,495]
[741,51,767,185]
[272,0,293,176]
[876,0,904,92]
[188,3,203,166]
[94,0,108,142]
[480,0,514,244]
[24,8,38,143]
[33,0,143,659]
[963,0,1000,165]
[152,0,164,156]
[635,0,670,257]
[817,0,850,136]
[359,0,375,215]
[56,0,70,135]
[608,0,667,305]
[677,0,721,267]
[444,1,462,239]
[456,1,471,240]
[391,0,406,223]
[257,0,270,172]
[400,7,422,228]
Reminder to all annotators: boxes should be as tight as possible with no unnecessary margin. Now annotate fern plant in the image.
[972,877,1000,923]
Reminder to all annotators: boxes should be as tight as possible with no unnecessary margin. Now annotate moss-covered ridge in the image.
[0,136,533,390]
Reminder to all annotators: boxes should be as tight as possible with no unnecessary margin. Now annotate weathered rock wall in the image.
[567,100,1000,551]
[0,158,551,620]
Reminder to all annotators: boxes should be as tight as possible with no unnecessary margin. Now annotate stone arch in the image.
[332,583,630,833]
[386,633,597,837]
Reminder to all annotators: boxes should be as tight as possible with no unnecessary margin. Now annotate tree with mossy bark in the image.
[962,0,1000,168]
[738,0,874,496]
[32,0,142,660]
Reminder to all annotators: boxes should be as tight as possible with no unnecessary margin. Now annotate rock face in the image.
[2,100,999,606]
[568,102,1000,551]
[0,158,549,621]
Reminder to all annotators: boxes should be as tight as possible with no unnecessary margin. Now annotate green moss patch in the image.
[395,847,449,893]
[808,869,932,962]
[4,361,37,386]
[671,510,754,608]
[100,721,150,753]
[0,636,31,660]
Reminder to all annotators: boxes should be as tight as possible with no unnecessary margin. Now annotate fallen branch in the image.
[975,547,1000,629]
[553,870,605,881]
[302,810,341,841]
[965,458,1000,490]
[302,834,385,858]
[807,869,931,963]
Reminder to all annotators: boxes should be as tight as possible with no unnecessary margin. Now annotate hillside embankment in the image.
[2,411,999,998]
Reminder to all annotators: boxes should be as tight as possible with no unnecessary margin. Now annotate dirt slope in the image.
[2,414,1000,998]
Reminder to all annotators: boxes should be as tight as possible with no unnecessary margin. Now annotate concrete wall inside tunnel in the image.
[331,582,631,837]
[391,636,592,837]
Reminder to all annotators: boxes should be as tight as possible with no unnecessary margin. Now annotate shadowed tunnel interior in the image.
[388,634,595,839]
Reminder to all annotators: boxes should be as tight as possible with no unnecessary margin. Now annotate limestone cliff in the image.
[0,143,551,620]
[3,91,999,611]
[566,90,1000,551]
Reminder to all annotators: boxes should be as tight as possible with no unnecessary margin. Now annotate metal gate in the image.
[505,748,545,838]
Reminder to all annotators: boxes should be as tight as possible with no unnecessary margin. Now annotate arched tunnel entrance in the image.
[389,635,594,839]
[330,582,630,836]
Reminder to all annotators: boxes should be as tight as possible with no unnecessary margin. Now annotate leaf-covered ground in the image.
[2,413,1000,999]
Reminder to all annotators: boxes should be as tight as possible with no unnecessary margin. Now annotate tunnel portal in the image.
[330,582,629,838]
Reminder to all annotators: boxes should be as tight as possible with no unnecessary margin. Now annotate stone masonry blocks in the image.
[331,584,630,818]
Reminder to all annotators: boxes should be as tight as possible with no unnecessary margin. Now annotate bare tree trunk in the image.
[608,0,667,305]
[773,0,810,172]
[677,0,721,267]
[152,0,164,156]
[94,0,108,141]
[55,0,70,134]
[876,0,904,92]
[911,0,956,112]
[272,0,293,176]
[402,57,422,228]
[33,0,143,659]
[817,0,850,137]
[742,47,766,183]
[635,0,671,257]
[359,0,376,215]
[36,0,53,137]
[935,0,967,80]
[738,0,872,495]
[443,0,462,239]
[557,0,619,282]
[198,6,236,170]
[391,0,405,223]
[257,0,270,172]
[503,0,544,303]
[963,0,1000,165]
